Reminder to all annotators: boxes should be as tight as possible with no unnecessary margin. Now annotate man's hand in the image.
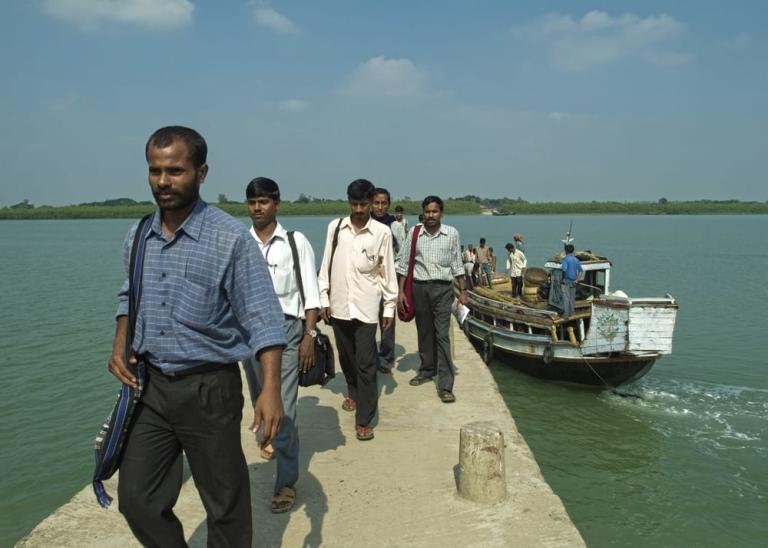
[458,290,470,306]
[250,387,284,449]
[397,292,408,314]
[320,307,331,323]
[298,335,315,372]
[382,317,393,330]
[108,316,138,388]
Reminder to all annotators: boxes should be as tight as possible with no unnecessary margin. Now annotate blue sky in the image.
[1,1,766,206]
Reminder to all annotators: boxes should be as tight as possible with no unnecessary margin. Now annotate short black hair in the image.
[347,179,375,202]
[479,237,486,245]
[394,205,404,212]
[145,126,207,169]
[372,188,391,202]
[246,177,280,201]
[422,195,443,211]
[565,244,575,254]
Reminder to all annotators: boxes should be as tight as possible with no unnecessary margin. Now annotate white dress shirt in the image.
[506,250,527,277]
[317,216,398,324]
[249,222,321,319]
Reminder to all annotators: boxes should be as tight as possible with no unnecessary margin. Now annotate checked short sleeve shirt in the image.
[116,200,287,374]
[396,223,464,282]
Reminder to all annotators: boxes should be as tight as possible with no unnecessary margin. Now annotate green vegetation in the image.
[1,196,766,220]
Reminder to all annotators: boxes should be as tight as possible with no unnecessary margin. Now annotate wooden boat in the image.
[459,250,678,387]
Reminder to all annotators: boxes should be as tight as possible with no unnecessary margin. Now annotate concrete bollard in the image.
[457,421,507,504]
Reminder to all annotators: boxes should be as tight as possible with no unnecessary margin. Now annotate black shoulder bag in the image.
[287,231,336,387]
[92,214,152,507]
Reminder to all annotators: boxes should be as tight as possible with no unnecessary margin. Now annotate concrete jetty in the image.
[19,319,584,547]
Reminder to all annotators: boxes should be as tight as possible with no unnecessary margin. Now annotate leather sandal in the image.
[355,424,374,441]
[342,397,356,412]
[271,486,296,514]
[409,375,433,386]
[439,390,456,403]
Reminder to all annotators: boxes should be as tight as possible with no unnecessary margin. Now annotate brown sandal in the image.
[260,443,275,461]
[271,486,296,514]
[355,424,374,441]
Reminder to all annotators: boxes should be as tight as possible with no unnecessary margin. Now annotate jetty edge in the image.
[18,319,584,547]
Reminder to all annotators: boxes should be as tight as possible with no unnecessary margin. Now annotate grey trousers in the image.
[242,316,302,494]
[562,280,576,319]
[413,281,455,392]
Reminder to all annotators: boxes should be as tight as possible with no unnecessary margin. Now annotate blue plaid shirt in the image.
[116,200,286,374]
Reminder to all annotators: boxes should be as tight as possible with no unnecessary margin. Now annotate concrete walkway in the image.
[19,319,584,547]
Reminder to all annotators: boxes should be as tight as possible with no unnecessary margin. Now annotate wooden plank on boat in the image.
[581,303,628,354]
[628,306,677,354]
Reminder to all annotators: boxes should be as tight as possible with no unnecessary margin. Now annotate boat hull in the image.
[463,316,658,387]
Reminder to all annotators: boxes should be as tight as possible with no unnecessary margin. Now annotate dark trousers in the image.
[510,276,522,298]
[376,301,396,365]
[332,318,378,426]
[413,281,455,392]
[118,364,251,548]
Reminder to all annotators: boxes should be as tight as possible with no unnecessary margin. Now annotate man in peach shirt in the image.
[318,179,398,441]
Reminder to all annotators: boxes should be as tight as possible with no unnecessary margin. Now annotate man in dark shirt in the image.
[108,126,286,547]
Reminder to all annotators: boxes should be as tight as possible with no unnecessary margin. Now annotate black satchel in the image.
[287,231,335,387]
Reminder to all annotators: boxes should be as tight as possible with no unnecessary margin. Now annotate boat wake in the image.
[601,378,768,455]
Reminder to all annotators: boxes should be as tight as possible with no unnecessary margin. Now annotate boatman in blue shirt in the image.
[561,243,583,319]
[107,126,287,547]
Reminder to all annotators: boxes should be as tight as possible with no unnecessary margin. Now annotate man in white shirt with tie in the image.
[243,177,321,513]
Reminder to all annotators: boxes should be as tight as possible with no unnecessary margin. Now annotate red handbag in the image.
[398,224,421,322]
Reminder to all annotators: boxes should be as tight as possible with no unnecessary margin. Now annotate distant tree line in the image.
[2,196,767,220]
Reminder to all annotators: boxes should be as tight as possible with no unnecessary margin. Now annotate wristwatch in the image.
[305,328,318,338]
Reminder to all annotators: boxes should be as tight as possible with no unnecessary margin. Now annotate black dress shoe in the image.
[409,375,433,386]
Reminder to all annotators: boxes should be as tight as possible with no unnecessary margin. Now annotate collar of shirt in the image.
[149,199,206,242]
[249,221,287,249]
[340,215,375,234]
[418,224,448,239]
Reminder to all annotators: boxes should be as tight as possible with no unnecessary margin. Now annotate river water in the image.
[1,214,766,546]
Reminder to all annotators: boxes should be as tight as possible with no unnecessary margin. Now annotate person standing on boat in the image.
[109,126,286,546]
[318,179,398,441]
[242,177,321,514]
[561,244,583,319]
[475,238,493,287]
[397,195,470,403]
[514,232,525,253]
[505,242,527,298]
[371,187,404,374]
[462,244,476,288]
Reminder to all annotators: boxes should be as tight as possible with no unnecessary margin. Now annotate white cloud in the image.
[41,0,193,30]
[723,32,752,51]
[342,56,429,98]
[251,5,299,35]
[516,11,688,71]
[277,99,308,112]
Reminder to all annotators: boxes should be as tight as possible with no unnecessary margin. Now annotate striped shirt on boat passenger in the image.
[396,223,464,282]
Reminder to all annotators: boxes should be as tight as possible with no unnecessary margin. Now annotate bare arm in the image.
[250,345,284,448]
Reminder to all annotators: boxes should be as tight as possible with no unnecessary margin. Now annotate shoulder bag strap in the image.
[287,231,305,309]
[326,218,343,297]
[406,225,421,279]
[126,214,153,364]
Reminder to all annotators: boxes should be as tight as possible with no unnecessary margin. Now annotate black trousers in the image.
[331,318,378,426]
[376,300,396,364]
[413,281,456,392]
[118,364,251,548]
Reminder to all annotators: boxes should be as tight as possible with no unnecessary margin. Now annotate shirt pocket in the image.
[271,264,293,298]
[353,243,380,276]
[172,278,220,329]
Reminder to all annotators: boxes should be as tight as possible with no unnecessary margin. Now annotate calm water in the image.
[1,214,766,546]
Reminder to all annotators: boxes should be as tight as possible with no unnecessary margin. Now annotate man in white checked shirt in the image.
[242,177,321,514]
[396,196,470,403]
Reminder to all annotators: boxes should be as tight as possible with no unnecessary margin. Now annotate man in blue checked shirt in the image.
[108,126,286,547]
